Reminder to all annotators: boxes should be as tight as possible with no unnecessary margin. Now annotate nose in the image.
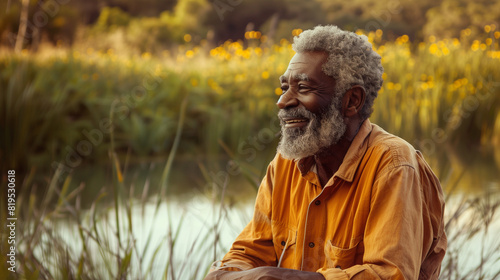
[276,90,299,109]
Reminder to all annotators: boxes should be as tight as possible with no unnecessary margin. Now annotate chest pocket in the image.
[324,238,365,270]
[272,222,297,267]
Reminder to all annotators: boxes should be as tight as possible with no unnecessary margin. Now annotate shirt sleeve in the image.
[215,158,278,270]
[318,165,426,279]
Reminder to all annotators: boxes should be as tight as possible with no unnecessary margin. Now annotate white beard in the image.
[277,96,346,160]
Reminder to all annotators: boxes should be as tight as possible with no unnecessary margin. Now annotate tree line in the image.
[1,0,499,52]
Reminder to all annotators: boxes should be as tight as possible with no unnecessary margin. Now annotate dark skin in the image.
[203,51,366,280]
[278,51,366,185]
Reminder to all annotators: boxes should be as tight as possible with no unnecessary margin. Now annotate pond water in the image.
[47,187,500,279]
[27,143,500,279]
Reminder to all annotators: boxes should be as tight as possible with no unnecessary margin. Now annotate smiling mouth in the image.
[283,118,309,128]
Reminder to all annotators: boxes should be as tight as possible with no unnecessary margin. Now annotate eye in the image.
[280,85,289,94]
[298,84,309,92]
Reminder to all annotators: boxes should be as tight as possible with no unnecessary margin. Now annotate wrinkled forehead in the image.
[289,51,328,66]
[279,73,309,83]
[280,51,329,82]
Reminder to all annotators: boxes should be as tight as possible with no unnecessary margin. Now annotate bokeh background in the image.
[1,0,500,279]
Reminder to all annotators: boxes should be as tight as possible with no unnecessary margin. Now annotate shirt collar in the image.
[296,119,374,182]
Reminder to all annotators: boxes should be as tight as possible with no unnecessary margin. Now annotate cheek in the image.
[301,95,332,115]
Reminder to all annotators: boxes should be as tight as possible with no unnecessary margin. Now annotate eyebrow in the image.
[279,73,309,83]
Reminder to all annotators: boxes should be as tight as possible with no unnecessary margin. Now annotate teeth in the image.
[285,119,306,124]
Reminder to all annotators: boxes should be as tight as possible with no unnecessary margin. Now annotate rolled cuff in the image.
[317,265,367,280]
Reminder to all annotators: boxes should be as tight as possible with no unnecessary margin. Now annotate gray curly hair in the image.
[292,25,384,120]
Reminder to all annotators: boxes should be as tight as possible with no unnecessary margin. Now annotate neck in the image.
[313,118,364,186]
[314,136,352,186]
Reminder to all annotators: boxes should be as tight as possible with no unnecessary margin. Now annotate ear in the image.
[342,85,366,117]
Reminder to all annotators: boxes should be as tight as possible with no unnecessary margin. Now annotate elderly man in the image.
[204,25,447,280]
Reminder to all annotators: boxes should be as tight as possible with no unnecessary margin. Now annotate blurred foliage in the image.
[0,0,499,190]
[77,0,211,54]
[94,6,132,30]
[424,0,500,39]
[316,0,438,39]
[1,28,499,176]
[0,0,79,48]
[103,0,177,17]
[1,0,500,50]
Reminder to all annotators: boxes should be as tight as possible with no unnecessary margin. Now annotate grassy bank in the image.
[0,148,499,279]
[1,27,499,174]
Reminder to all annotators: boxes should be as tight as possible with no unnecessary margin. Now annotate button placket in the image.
[301,183,331,270]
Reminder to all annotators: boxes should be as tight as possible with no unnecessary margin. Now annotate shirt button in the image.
[315,200,321,205]
[281,241,286,246]
[309,242,315,248]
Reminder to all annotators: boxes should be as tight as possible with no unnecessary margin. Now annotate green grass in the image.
[1,32,499,175]
[1,99,232,279]
[1,143,499,279]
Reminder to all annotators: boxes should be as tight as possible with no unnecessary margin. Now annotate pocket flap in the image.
[324,239,364,270]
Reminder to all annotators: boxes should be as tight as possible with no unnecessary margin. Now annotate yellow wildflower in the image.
[292,29,303,36]
[190,78,198,87]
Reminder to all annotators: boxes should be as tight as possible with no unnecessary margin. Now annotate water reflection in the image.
[60,142,500,208]
[48,196,254,279]
[26,144,500,279]
[442,193,500,279]
[48,188,499,279]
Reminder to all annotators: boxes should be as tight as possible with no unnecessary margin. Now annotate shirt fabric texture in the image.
[215,119,447,279]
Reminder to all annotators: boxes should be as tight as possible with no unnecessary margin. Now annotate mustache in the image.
[278,107,316,121]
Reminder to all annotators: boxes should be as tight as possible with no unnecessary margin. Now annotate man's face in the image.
[277,51,347,160]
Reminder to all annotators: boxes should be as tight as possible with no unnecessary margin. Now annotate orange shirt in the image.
[216,119,447,279]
